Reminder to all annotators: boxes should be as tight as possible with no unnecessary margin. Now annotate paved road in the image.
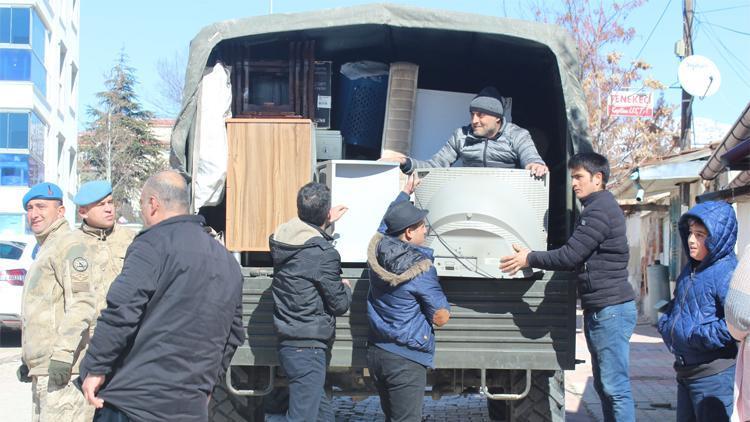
[0,329,30,422]
[0,316,679,422]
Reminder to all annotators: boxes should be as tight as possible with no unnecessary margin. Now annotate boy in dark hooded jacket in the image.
[269,182,352,422]
[658,200,739,422]
[366,174,451,422]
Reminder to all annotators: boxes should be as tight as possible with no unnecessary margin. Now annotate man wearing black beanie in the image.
[394,86,548,177]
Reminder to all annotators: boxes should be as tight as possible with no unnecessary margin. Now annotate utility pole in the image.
[680,0,694,150]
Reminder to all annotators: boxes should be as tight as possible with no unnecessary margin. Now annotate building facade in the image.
[0,0,79,235]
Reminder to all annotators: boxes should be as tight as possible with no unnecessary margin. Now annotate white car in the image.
[0,235,35,330]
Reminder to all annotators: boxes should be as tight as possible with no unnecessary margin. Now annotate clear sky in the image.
[78,0,750,132]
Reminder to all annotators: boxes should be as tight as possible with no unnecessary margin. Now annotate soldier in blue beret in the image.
[73,180,113,208]
[23,182,66,236]
[18,182,71,402]
[22,180,136,421]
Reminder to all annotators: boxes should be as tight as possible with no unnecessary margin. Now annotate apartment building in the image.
[0,0,79,235]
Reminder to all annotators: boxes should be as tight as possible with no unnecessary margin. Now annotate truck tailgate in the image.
[231,268,576,371]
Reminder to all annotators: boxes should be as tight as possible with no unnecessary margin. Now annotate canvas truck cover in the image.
[170,3,592,178]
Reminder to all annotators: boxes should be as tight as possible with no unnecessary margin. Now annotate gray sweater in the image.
[402,123,544,173]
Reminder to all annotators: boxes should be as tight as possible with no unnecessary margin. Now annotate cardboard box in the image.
[313,61,332,128]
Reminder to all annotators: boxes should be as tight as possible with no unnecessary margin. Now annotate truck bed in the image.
[231,267,577,371]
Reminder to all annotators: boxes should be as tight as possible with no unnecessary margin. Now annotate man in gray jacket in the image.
[394,86,548,177]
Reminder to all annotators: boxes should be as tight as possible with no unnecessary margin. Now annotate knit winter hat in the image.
[469,86,504,118]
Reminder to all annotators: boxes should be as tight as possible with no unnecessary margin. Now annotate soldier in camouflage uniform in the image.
[18,182,71,420]
[22,180,135,422]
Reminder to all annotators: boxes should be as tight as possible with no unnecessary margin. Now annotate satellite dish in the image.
[678,55,721,98]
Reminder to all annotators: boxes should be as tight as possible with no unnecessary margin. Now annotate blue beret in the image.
[74,180,113,206]
[22,182,63,209]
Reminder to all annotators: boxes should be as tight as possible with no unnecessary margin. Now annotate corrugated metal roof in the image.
[700,102,750,181]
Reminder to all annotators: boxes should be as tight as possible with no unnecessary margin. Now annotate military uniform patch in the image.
[72,257,89,272]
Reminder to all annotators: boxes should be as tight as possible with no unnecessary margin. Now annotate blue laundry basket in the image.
[337,63,389,153]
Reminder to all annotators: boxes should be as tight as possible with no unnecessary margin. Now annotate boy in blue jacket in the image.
[658,200,738,422]
[366,174,451,422]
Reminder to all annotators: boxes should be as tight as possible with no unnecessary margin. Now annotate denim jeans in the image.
[677,364,735,422]
[93,404,130,422]
[583,300,637,422]
[367,345,427,422]
[277,345,333,422]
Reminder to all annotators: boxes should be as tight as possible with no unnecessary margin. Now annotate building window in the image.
[0,7,40,45]
[0,111,46,186]
[0,112,30,149]
[0,9,10,43]
[10,8,30,44]
[1,7,47,47]
[0,153,29,186]
[0,48,47,95]
[31,10,45,63]
[28,113,45,185]
[0,7,48,95]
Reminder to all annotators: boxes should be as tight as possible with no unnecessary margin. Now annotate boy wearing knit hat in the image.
[366,174,451,421]
[393,86,548,177]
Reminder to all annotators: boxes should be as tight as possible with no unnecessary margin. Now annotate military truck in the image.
[170,4,592,421]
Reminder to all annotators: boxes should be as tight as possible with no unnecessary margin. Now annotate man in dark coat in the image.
[80,171,245,422]
[501,152,636,422]
[269,182,352,422]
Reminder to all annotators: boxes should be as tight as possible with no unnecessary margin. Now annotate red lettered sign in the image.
[607,90,654,118]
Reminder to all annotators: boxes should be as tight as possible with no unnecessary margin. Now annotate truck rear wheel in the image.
[511,370,565,422]
[209,367,265,422]
[487,370,565,422]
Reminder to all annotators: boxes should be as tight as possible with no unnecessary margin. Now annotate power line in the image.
[618,0,673,93]
[704,21,750,37]
[696,4,750,14]
[632,0,674,64]
[698,19,750,89]
[700,16,750,74]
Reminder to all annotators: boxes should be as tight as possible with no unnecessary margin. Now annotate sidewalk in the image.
[565,310,677,421]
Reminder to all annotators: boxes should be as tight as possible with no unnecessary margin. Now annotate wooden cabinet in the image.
[225,118,313,251]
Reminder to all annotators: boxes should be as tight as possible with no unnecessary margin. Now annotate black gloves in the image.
[17,363,31,383]
[48,359,73,386]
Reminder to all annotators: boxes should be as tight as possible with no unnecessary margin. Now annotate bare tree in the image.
[150,50,187,118]
[532,0,679,186]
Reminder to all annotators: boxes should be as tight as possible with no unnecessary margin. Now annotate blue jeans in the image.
[94,404,130,422]
[277,345,333,422]
[584,300,637,422]
[677,364,735,422]
[367,345,427,422]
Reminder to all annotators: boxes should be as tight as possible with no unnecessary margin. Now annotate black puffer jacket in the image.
[528,190,634,310]
[269,217,352,349]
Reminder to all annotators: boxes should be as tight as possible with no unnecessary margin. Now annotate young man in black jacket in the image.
[501,152,636,422]
[269,182,352,422]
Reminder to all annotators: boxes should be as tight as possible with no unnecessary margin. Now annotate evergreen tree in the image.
[79,51,166,221]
